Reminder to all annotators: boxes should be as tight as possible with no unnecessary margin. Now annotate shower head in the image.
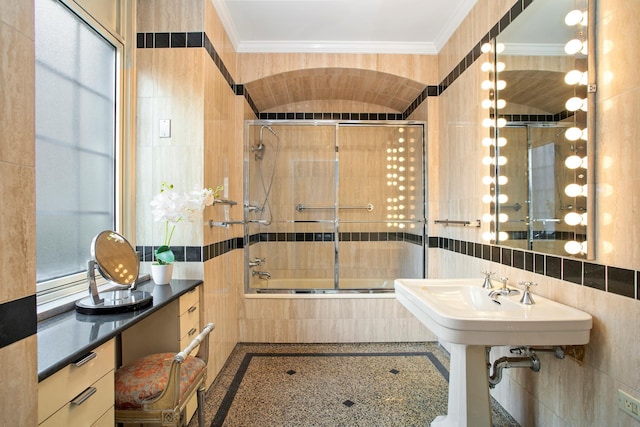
[252,125,278,160]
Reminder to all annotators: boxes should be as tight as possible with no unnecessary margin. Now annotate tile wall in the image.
[0,1,38,424]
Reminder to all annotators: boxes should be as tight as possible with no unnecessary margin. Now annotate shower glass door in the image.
[245,121,425,293]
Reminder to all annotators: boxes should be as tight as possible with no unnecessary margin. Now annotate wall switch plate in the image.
[159,119,171,138]
[618,389,640,421]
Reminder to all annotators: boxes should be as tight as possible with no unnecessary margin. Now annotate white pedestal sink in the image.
[395,278,592,427]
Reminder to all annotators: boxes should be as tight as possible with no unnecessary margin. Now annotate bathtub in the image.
[251,277,395,293]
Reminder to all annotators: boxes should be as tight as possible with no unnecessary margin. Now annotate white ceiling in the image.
[211,0,478,54]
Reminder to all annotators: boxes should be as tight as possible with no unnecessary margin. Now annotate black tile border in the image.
[435,236,639,302]
[0,295,37,349]
[211,351,448,427]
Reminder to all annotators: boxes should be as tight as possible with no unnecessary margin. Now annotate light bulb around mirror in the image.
[565,9,585,26]
[482,156,493,165]
[581,241,588,254]
[496,43,505,53]
[498,213,509,223]
[565,240,582,255]
[581,213,588,226]
[498,232,509,241]
[496,80,507,90]
[581,40,588,55]
[497,193,508,203]
[481,99,493,109]
[581,184,588,197]
[496,99,507,109]
[497,137,507,147]
[482,194,493,204]
[497,156,507,165]
[566,97,583,111]
[564,39,583,55]
[481,43,492,53]
[482,175,493,185]
[497,118,507,127]
[497,175,508,185]
[565,127,582,141]
[482,213,494,223]
[581,156,588,169]
[482,118,494,128]
[564,212,582,226]
[481,80,493,90]
[565,183,583,197]
[482,231,495,241]
[482,137,494,147]
[581,128,588,141]
[564,70,583,85]
[565,155,583,169]
[481,61,493,72]
[496,62,505,72]
[580,99,588,112]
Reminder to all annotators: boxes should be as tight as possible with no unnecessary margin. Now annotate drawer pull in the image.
[188,327,197,336]
[188,305,197,313]
[73,351,97,367]
[70,387,97,406]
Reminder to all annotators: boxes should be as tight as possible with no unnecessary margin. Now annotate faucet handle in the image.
[517,281,537,305]
[499,277,509,288]
[481,271,495,289]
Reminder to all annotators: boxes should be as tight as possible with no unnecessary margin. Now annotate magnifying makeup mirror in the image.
[75,230,153,314]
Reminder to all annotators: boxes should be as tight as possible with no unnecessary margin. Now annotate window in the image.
[35,0,120,302]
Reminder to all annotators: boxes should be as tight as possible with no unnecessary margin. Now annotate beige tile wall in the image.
[0,1,38,424]
[433,0,640,425]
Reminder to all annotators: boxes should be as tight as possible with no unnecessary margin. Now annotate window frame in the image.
[35,0,135,310]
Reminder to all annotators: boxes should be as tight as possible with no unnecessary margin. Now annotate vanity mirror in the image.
[487,0,594,259]
[75,230,153,314]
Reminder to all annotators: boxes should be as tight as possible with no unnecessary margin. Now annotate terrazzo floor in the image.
[190,342,520,427]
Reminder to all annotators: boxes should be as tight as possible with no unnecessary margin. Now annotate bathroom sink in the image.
[395,278,592,346]
[395,278,593,427]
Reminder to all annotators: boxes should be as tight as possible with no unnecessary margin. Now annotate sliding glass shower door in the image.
[245,121,425,293]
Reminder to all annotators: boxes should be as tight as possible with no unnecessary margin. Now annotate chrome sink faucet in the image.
[517,281,537,305]
[488,277,520,298]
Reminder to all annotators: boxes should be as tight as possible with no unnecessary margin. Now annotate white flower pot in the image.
[151,264,174,285]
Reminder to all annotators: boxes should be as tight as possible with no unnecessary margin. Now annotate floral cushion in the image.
[115,353,205,410]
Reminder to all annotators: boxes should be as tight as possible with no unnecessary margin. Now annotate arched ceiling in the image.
[499,70,575,115]
[244,68,427,113]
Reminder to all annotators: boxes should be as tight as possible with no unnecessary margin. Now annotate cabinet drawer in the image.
[39,370,114,427]
[92,406,114,427]
[178,286,199,316]
[38,339,115,424]
[179,302,200,341]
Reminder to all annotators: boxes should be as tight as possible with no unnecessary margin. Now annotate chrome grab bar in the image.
[296,203,373,213]
[434,219,481,227]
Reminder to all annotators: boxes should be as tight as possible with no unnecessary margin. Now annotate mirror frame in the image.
[485,0,595,260]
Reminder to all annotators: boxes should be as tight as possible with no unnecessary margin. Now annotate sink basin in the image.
[395,278,592,346]
[395,278,593,427]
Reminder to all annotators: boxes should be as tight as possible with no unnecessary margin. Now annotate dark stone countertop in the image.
[37,279,202,382]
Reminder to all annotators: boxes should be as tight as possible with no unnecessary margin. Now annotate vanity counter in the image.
[37,279,202,382]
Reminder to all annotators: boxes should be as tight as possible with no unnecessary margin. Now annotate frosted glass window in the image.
[35,0,116,283]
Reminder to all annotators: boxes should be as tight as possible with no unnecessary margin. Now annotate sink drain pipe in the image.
[487,347,542,389]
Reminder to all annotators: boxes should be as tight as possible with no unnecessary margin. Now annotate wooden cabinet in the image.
[38,339,115,427]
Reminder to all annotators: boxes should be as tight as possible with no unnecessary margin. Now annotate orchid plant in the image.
[150,182,223,264]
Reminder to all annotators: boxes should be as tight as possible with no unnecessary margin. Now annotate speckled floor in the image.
[190,342,519,427]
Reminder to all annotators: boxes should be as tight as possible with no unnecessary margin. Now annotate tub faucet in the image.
[488,277,520,298]
[252,270,271,280]
[249,257,265,267]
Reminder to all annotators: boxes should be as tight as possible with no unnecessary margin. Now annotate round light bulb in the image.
[565,240,582,255]
[496,62,506,72]
[482,137,494,147]
[497,137,507,147]
[496,99,507,109]
[581,40,588,55]
[581,241,588,254]
[565,155,582,169]
[497,156,507,165]
[565,183,582,197]
[580,71,588,85]
[565,9,584,26]
[497,193,508,203]
[565,39,583,55]
[497,175,508,185]
[566,97,583,111]
[481,80,493,90]
[482,156,493,165]
[482,231,495,241]
[565,127,582,141]
[581,184,588,196]
[482,213,494,223]
[581,213,588,226]
[564,212,582,226]
[481,62,493,72]
[498,231,509,241]
[496,43,505,53]
[565,70,582,85]
[497,118,507,127]
[481,99,493,109]
[482,194,493,204]
[482,118,494,128]
[581,128,588,141]
[481,43,492,53]
[498,213,509,223]
[497,80,507,90]
[482,175,494,185]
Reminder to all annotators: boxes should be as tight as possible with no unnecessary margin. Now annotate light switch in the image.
[159,119,171,138]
